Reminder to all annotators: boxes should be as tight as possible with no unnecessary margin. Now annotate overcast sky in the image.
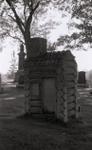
[0,38,18,74]
[0,38,92,74]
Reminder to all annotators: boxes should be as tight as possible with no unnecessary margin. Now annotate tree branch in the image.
[25,1,40,33]
[23,0,27,23]
[7,32,25,44]
[32,1,40,14]
[6,0,25,35]
[8,15,16,22]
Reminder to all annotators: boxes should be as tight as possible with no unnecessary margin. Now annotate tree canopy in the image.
[1,0,73,54]
[55,0,92,50]
[0,0,55,54]
[72,0,92,44]
[1,0,90,53]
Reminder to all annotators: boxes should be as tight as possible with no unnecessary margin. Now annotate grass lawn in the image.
[0,83,92,150]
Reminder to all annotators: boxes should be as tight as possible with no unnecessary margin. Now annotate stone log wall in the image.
[24,50,78,122]
[56,51,78,122]
[24,59,57,115]
[24,68,43,115]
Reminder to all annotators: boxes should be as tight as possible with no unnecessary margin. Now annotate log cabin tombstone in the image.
[24,37,79,123]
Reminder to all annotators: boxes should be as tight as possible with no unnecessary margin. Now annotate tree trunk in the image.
[23,29,31,57]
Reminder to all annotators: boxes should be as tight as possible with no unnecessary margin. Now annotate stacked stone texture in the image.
[56,51,78,122]
[24,49,78,122]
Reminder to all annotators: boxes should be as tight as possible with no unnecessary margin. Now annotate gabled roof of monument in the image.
[24,50,77,76]
[25,50,75,63]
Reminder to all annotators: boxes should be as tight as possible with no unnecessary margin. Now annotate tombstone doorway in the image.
[42,79,56,113]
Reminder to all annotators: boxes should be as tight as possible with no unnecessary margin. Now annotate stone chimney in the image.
[28,37,47,57]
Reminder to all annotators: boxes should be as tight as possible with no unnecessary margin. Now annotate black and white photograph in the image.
[0,0,92,149]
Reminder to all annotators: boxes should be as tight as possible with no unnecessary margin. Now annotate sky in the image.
[72,50,92,72]
[0,4,92,74]
[0,38,18,74]
[0,37,92,74]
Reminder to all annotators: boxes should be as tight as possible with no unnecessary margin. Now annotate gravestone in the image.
[78,71,87,87]
[15,44,26,86]
[18,44,26,70]
[24,37,79,123]
[0,74,3,93]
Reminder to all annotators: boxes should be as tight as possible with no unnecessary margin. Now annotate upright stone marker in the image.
[0,74,3,93]
[16,44,26,86]
[18,44,26,70]
[78,71,87,87]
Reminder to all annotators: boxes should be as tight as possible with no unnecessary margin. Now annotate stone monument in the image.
[16,44,26,86]
[24,37,79,123]
[18,44,26,70]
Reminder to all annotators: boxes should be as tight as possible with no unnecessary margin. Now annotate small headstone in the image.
[78,71,87,87]
[0,74,3,93]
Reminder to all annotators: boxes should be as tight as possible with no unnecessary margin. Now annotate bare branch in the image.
[32,1,40,14]
[23,0,27,22]
[25,1,40,31]
[7,32,25,44]
[6,0,25,35]
[8,15,16,22]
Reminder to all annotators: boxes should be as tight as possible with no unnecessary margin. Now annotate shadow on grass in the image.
[0,86,25,117]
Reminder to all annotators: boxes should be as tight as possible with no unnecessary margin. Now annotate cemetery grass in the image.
[0,83,92,149]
